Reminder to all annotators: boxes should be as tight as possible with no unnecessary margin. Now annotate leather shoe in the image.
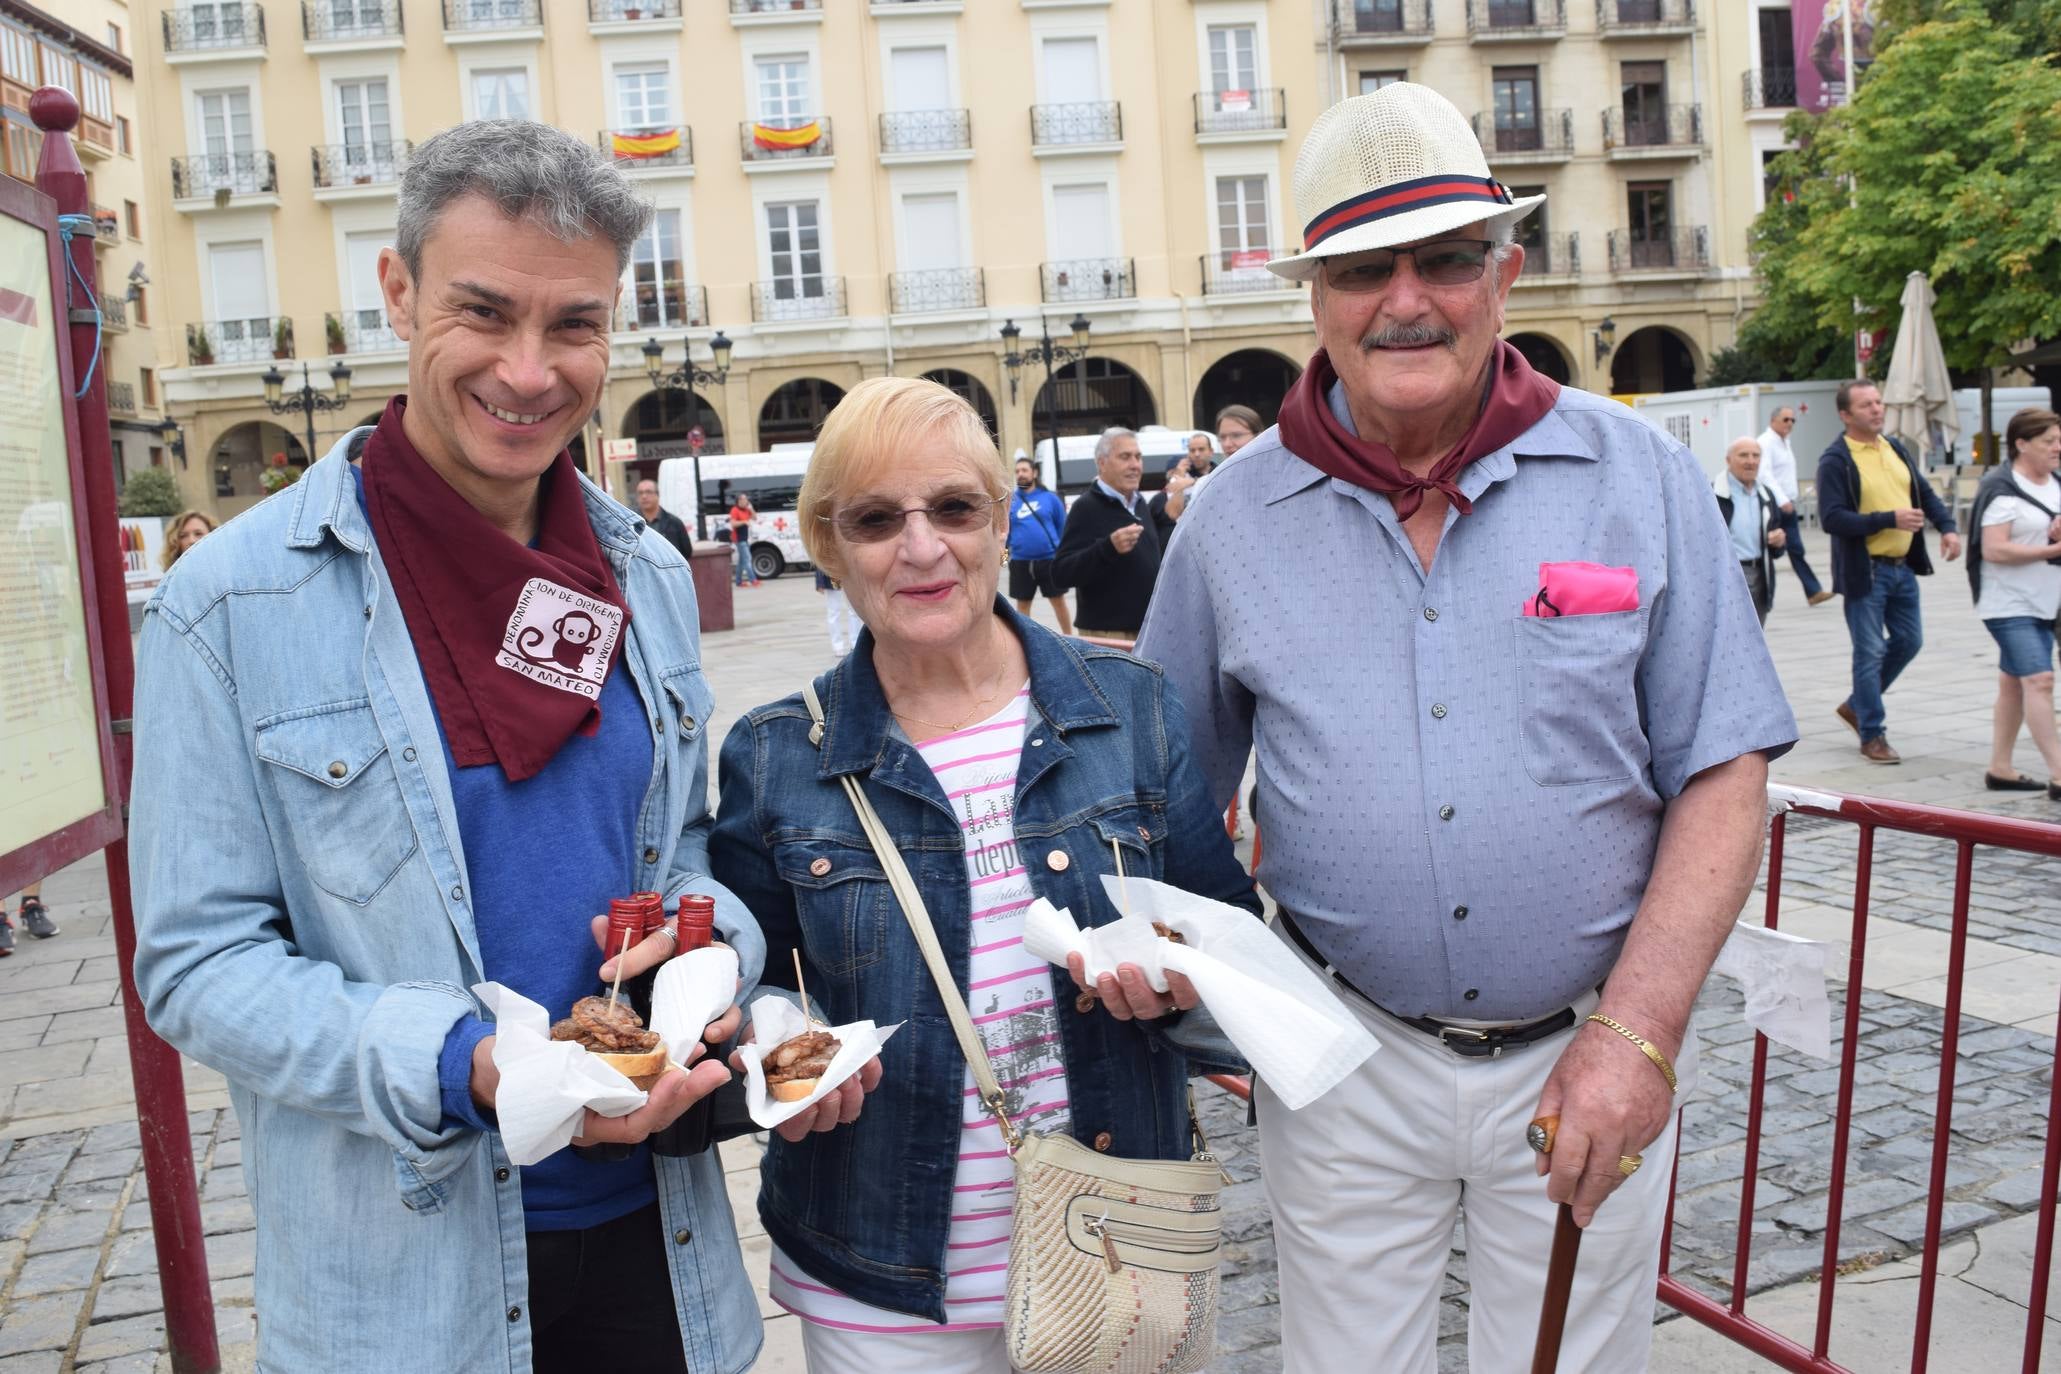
[1987,772,2047,792]
[2050,782,2061,802]
[1809,591,1836,606]
[1835,702,1860,737]
[1861,736,1901,764]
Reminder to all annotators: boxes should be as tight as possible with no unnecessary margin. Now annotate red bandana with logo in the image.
[359,397,631,782]
[1276,339,1560,519]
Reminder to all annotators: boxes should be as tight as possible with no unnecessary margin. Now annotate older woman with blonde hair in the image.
[159,509,217,571]
[710,375,1258,1372]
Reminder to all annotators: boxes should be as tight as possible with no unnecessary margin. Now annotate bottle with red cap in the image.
[652,893,724,1158]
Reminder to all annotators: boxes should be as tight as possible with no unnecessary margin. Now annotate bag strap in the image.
[801,682,1020,1151]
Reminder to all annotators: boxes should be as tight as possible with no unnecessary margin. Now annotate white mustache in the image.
[1364,322,1457,350]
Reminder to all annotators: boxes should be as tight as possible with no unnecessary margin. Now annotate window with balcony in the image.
[1359,69,1405,94]
[1208,25,1258,98]
[1751,7,1797,107]
[628,208,694,328]
[764,200,827,314]
[472,67,529,120]
[1356,0,1406,31]
[80,68,113,123]
[38,44,74,95]
[195,88,256,190]
[1,28,34,87]
[615,63,672,129]
[190,3,256,47]
[343,230,398,350]
[2,120,41,183]
[1491,65,1540,152]
[1620,61,1666,145]
[1215,175,1270,262]
[338,78,392,162]
[756,56,811,128]
[208,240,274,361]
[325,0,394,35]
[1626,180,1672,266]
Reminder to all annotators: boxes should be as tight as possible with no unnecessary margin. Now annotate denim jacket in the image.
[129,434,767,1374]
[708,605,1260,1323]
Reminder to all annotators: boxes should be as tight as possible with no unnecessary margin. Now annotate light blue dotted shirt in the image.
[1136,383,1797,1022]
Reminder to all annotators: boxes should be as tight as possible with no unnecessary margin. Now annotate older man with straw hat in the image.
[1137,84,1795,1371]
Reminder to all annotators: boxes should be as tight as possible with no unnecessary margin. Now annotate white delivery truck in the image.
[656,445,814,581]
[1030,425,1218,499]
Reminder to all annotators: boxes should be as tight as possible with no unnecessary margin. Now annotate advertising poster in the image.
[1794,0,1876,113]
[0,203,115,888]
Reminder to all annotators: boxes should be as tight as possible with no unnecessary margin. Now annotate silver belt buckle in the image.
[1436,1024,1502,1058]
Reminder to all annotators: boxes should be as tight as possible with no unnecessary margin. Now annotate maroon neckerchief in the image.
[359,397,631,782]
[1276,339,1561,519]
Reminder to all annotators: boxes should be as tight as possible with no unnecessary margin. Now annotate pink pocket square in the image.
[1522,562,1640,618]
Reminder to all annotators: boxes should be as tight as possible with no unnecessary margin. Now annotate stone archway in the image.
[1610,325,1699,394]
[758,377,846,449]
[624,387,724,452]
[1192,349,1301,432]
[920,368,999,440]
[1030,356,1158,439]
[1508,332,1574,385]
[209,420,306,515]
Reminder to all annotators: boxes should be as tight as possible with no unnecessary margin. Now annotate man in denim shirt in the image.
[1139,85,1796,1373]
[130,124,766,1373]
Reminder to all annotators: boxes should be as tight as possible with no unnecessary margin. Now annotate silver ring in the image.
[654,922,678,946]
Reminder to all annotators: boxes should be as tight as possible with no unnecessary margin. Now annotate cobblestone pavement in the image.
[1,563,2054,1370]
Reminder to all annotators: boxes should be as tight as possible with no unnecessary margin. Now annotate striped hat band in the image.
[1303,175,1515,253]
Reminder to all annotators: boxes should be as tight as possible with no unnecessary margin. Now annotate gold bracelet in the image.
[1585,1014,1678,1094]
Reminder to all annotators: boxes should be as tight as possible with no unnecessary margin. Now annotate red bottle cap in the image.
[677,895,715,952]
[605,896,645,955]
[631,890,666,935]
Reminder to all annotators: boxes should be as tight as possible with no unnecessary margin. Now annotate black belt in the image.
[1276,909,1578,1059]
[1870,554,1908,565]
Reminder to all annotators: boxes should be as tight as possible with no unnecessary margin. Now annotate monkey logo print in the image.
[495,577,624,700]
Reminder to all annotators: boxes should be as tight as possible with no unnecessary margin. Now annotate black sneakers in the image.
[0,917,13,957]
[17,899,56,940]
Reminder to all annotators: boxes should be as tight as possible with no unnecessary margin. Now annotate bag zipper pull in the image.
[1085,1212,1122,1274]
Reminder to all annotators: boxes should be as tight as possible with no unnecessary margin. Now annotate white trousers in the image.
[823,587,859,655]
[797,1323,1010,1373]
[1258,934,1694,1374]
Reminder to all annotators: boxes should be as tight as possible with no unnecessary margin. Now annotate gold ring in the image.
[1618,1153,1643,1177]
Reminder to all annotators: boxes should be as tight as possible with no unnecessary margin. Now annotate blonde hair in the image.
[160,509,217,571]
[798,376,1007,581]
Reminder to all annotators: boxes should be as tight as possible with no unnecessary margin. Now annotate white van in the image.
[656,446,814,581]
[1030,425,1219,498]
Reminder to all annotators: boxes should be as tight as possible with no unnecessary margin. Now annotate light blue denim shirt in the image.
[130,432,767,1373]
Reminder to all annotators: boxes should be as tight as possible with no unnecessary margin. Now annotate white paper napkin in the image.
[1710,921,1835,1061]
[649,945,740,1062]
[737,995,899,1130]
[1021,876,1378,1112]
[473,983,650,1166]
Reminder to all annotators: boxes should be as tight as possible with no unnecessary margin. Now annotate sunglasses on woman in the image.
[823,491,1002,543]
[1322,239,1494,292]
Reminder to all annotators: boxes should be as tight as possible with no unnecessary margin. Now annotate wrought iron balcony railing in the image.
[1603,103,1703,151]
[1194,88,1287,136]
[1471,108,1574,159]
[171,151,280,199]
[164,4,267,51]
[1031,101,1122,147]
[879,109,971,155]
[1041,257,1135,304]
[751,278,846,323]
[890,268,985,314]
[1200,251,1286,296]
[312,141,410,188]
[99,293,128,328]
[739,118,834,162]
[616,284,711,331]
[1743,67,1799,109]
[1514,230,1579,279]
[1466,0,1564,37]
[90,204,119,243]
[189,316,295,366]
[442,0,542,32]
[303,1,403,41]
[1606,225,1707,272]
[589,0,681,19]
[325,310,404,355]
[1595,0,1695,34]
[600,128,695,170]
[1334,0,1433,43]
[732,0,821,12]
[106,381,137,414]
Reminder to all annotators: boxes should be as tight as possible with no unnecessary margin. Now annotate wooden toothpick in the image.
[1111,838,1131,918]
[606,925,634,1010]
[792,949,816,1029]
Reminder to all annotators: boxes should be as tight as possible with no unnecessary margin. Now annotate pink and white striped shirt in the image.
[769,686,1070,1334]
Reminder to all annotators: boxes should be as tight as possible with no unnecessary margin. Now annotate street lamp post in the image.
[998,313,1092,488]
[260,359,353,465]
[642,331,734,538]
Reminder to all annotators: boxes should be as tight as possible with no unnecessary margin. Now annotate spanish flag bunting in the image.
[611,128,682,159]
[752,121,822,151]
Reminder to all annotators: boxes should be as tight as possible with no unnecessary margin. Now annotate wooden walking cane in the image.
[1530,1116,1583,1374]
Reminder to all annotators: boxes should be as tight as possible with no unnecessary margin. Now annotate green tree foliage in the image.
[1874,0,2061,61]
[1782,11,2061,373]
[118,467,182,517]
[1723,121,1860,382]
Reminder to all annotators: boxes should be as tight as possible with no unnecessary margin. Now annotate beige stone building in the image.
[123,0,1793,520]
[3,0,169,492]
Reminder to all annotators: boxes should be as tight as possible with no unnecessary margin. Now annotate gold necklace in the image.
[892,673,1023,736]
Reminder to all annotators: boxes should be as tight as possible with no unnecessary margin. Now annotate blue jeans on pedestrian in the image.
[1777,508,1824,599]
[732,536,751,585]
[1843,560,1924,740]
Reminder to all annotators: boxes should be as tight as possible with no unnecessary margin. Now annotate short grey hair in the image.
[396,121,654,277]
[1094,427,1138,460]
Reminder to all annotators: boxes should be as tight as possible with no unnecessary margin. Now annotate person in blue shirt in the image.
[1006,455,1073,634]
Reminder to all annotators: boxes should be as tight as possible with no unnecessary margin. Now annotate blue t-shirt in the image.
[1008,487,1067,561]
[351,465,658,1231]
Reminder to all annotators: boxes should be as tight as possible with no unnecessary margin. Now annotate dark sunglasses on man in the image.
[823,492,1003,543]
[1322,238,1495,292]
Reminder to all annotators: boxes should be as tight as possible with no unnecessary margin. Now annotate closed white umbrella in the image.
[1881,271,1959,460]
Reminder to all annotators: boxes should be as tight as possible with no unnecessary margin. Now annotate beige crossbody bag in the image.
[802,684,1225,1374]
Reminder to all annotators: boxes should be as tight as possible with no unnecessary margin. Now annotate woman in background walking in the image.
[1971,408,2061,797]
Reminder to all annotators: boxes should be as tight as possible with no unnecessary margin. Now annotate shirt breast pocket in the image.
[1511,609,1651,787]
[774,841,891,976]
[253,700,419,906]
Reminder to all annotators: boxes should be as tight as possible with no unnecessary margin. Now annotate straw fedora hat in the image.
[1267,83,1545,282]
